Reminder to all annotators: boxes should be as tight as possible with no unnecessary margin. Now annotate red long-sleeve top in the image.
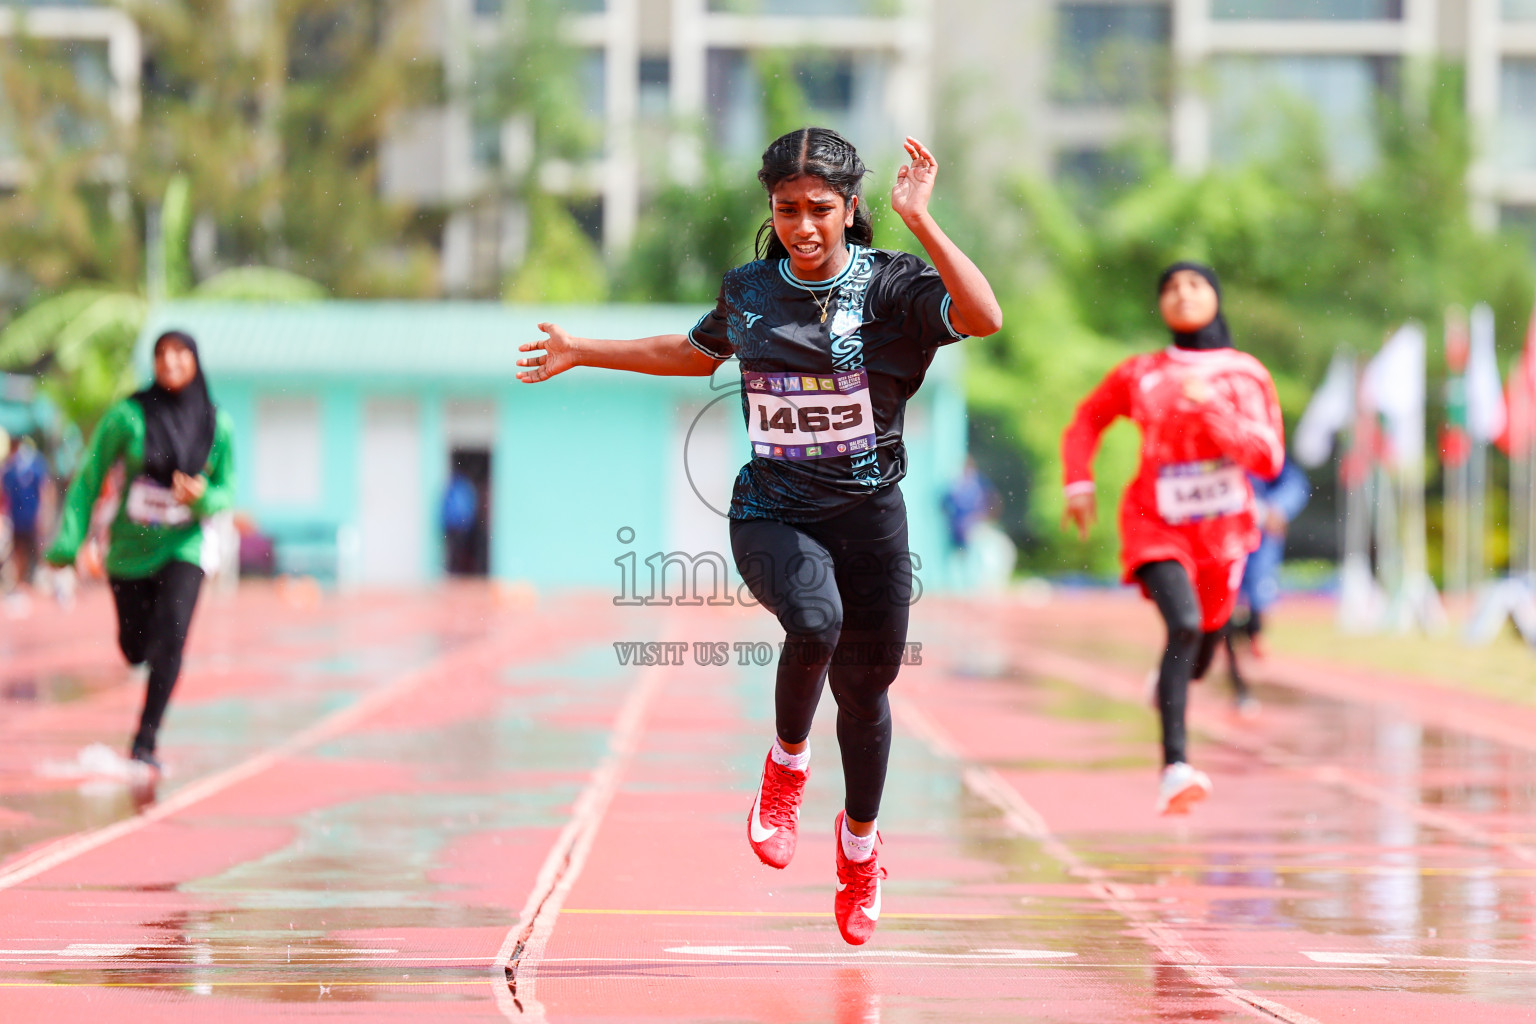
[1062,346,1285,581]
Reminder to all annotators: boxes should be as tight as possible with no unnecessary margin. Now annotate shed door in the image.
[358,399,424,585]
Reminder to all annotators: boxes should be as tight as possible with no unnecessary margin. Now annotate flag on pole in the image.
[1363,324,1425,470]
[1294,352,1355,468]
[1467,303,1506,444]
[1498,302,1536,457]
[1443,308,1471,468]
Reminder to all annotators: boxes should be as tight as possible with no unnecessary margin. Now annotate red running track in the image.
[2,583,1536,1021]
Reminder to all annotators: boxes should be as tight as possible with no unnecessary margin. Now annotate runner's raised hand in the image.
[890,137,937,223]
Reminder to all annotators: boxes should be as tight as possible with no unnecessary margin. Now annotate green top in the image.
[46,398,236,579]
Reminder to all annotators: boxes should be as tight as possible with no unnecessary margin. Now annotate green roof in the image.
[137,301,712,381]
[136,299,962,387]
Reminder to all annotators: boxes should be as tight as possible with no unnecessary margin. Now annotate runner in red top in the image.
[1062,262,1283,815]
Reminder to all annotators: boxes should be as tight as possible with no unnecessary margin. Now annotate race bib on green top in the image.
[1155,458,1246,524]
[744,369,877,461]
[126,477,193,527]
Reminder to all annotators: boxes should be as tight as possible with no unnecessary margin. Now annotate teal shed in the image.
[136,302,969,592]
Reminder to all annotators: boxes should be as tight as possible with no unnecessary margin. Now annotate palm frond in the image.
[52,293,148,372]
[0,288,120,369]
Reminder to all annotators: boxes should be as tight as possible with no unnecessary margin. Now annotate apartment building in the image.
[380,0,937,293]
[0,1,139,187]
[1015,0,1536,231]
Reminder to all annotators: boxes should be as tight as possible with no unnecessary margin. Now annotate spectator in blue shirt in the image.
[3,437,49,589]
[1227,457,1310,715]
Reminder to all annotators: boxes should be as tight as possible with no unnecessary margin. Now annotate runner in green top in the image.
[47,330,235,773]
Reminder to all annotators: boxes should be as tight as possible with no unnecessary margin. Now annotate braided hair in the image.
[754,127,874,261]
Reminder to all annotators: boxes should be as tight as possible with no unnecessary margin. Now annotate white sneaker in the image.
[1157,762,1212,816]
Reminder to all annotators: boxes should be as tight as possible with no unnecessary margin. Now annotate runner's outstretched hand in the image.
[518,322,578,383]
[890,137,937,223]
[1063,492,1096,542]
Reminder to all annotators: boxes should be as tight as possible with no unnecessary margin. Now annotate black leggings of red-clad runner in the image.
[1223,628,1250,701]
[109,560,205,758]
[730,487,912,824]
[1135,560,1224,766]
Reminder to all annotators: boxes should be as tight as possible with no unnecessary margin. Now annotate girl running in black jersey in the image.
[516,128,1001,944]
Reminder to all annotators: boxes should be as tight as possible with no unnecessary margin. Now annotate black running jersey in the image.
[688,245,966,522]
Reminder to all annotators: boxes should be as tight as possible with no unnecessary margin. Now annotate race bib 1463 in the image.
[1155,458,1246,525]
[743,369,877,461]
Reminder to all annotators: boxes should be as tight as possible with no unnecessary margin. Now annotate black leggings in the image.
[1135,560,1223,767]
[730,489,913,823]
[110,560,205,756]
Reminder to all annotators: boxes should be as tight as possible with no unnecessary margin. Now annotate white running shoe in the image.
[1157,762,1212,816]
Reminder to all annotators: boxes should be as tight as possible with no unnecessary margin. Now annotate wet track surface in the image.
[3,584,1536,1021]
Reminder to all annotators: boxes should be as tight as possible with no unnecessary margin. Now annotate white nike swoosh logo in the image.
[861,879,881,922]
[836,877,881,921]
[750,779,777,844]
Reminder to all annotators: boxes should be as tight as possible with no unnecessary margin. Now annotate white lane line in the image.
[666,945,1074,960]
[1304,950,1536,968]
[491,661,667,1021]
[1017,645,1536,866]
[0,634,514,893]
[893,697,1326,1024]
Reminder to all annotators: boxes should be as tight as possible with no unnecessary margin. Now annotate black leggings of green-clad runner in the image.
[1135,560,1224,766]
[730,486,913,823]
[110,560,204,757]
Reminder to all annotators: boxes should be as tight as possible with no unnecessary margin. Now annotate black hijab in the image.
[132,330,217,486]
[1157,261,1232,351]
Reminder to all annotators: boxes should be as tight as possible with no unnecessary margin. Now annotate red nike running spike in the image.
[747,750,807,869]
[833,811,886,945]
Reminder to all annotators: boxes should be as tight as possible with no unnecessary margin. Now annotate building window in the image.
[639,57,669,118]
[1053,3,1170,107]
[707,0,877,13]
[1502,206,1536,256]
[706,49,884,158]
[568,196,604,245]
[1056,147,1142,206]
[1503,60,1536,173]
[1210,55,1393,178]
[1212,0,1400,17]
[472,112,502,169]
[580,48,605,121]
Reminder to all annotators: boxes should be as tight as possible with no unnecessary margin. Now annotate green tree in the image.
[0,176,325,427]
[123,0,440,297]
[970,66,1535,576]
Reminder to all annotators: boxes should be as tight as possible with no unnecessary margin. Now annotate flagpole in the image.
[1443,308,1471,601]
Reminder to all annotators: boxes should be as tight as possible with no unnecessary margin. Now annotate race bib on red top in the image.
[126,477,193,527]
[1155,458,1246,524]
[743,369,878,462]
